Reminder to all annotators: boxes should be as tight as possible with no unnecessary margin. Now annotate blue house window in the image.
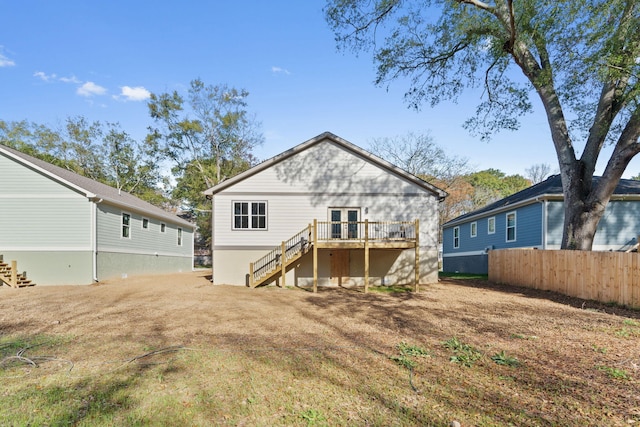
[470,222,477,237]
[506,212,516,242]
[453,226,460,249]
[488,217,495,234]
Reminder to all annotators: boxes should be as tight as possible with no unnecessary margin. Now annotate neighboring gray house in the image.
[204,132,447,289]
[442,175,640,274]
[0,144,194,285]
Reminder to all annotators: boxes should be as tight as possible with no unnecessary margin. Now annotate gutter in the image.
[91,198,103,282]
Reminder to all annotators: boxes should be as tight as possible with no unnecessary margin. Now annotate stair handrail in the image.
[250,225,313,285]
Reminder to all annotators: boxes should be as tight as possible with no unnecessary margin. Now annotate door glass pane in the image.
[347,210,358,238]
[331,210,341,238]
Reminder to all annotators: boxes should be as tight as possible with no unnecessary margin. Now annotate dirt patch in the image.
[1,271,639,425]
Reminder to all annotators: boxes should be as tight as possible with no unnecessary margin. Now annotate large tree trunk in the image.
[560,172,605,250]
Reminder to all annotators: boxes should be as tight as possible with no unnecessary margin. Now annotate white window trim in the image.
[122,212,131,239]
[453,226,460,249]
[160,223,166,233]
[177,227,183,246]
[232,201,268,230]
[470,221,477,238]
[506,211,517,242]
[142,217,149,230]
[487,217,496,235]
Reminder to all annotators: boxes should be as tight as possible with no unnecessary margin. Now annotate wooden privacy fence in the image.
[489,249,640,308]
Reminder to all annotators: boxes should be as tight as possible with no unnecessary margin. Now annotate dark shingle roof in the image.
[0,144,193,228]
[444,174,640,226]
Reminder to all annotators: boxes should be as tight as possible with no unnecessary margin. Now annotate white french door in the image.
[329,208,360,239]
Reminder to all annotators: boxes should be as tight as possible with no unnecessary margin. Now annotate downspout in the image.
[92,198,103,281]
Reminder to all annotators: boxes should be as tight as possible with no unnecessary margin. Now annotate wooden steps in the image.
[0,257,35,288]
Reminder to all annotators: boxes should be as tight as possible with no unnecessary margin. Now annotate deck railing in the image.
[315,220,416,242]
[250,225,312,285]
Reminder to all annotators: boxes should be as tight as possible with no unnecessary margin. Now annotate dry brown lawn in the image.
[1,271,638,426]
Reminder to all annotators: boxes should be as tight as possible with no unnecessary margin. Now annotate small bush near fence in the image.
[489,249,640,309]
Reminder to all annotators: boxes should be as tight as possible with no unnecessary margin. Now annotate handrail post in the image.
[414,219,420,292]
[281,241,286,288]
[249,262,255,288]
[364,219,369,293]
[313,219,318,293]
[11,260,18,288]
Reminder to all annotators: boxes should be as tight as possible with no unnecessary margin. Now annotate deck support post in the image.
[281,241,286,288]
[249,262,255,288]
[414,219,420,292]
[313,219,318,293]
[11,260,18,289]
[364,219,369,293]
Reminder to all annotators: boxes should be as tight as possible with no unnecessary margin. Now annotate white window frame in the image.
[470,221,477,238]
[233,201,267,230]
[506,212,517,242]
[487,217,496,235]
[160,223,166,233]
[453,226,460,249]
[177,228,183,246]
[122,212,131,239]
[142,217,149,230]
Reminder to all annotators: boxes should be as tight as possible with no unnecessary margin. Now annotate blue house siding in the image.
[443,203,543,274]
[547,200,640,250]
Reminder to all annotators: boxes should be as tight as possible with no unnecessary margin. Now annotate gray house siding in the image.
[0,153,95,285]
[96,203,193,281]
[443,203,543,274]
[1,145,194,285]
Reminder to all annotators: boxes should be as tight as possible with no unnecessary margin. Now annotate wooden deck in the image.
[249,220,420,292]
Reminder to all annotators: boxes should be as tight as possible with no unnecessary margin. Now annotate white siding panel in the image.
[227,141,421,195]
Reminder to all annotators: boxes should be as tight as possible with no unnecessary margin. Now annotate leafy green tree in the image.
[326,0,640,250]
[0,119,168,206]
[466,168,530,208]
[147,79,263,246]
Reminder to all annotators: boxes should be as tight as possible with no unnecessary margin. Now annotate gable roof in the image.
[203,132,448,199]
[444,174,640,227]
[0,144,194,228]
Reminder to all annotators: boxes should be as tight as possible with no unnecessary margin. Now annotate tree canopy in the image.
[326,0,640,250]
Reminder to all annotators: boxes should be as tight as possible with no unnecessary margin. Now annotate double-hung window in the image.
[233,201,267,230]
[122,213,131,238]
[470,222,477,237]
[453,226,460,249]
[506,212,516,242]
[487,217,496,234]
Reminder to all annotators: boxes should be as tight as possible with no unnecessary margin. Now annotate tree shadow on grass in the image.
[444,278,640,320]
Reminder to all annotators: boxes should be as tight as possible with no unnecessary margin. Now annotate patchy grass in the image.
[0,271,638,426]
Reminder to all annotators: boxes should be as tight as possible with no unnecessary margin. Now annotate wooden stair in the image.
[0,256,35,288]
[249,225,313,288]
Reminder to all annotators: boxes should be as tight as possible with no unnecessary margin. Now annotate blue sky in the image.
[1,1,633,178]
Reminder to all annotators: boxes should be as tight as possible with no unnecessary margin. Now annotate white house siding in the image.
[212,139,440,286]
[0,153,94,285]
[96,203,193,281]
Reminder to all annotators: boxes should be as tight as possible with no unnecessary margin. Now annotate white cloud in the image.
[0,47,15,67]
[77,81,107,97]
[59,75,81,84]
[271,66,291,75]
[118,85,151,101]
[34,71,57,81]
